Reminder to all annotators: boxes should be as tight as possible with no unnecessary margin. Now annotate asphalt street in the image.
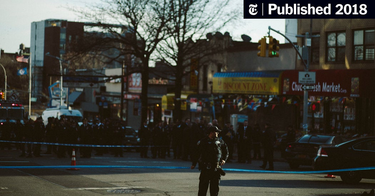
[0,147,374,196]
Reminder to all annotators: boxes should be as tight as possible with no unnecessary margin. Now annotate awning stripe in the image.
[214,71,282,78]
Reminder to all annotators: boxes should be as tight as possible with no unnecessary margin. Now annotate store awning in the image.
[281,69,375,98]
[213,71,282,95]
[161,93,190,110]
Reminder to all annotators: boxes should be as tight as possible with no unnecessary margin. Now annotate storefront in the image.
[281,69,375,135]
[212,71,295,133]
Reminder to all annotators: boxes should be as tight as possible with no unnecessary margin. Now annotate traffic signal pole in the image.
[268,23,318,134]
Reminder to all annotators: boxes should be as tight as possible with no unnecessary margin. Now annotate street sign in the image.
[301,85,315,91]
[298,71,316,84]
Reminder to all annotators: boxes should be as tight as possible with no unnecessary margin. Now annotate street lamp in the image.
[0,63,7,101]
[45,52,63,108]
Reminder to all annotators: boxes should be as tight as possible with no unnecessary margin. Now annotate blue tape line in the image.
[0,165,374,174]
[0,140,146,148]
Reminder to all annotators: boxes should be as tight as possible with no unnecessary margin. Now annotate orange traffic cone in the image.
[324,174,335,178]
[67,149,80,171]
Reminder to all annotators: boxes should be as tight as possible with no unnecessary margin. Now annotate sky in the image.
[0,0,286,53]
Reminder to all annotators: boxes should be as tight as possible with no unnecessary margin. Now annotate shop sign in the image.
[291,82,348,94]
[161,95,187,110]
[128,73,142,93]
[213,77,279,95]
[281,70,370,97]
[298,71,316,84]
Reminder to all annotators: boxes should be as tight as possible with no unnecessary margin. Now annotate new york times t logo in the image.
[248,4,258,15]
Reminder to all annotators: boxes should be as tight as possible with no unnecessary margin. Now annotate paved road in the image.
[1,148,374,196]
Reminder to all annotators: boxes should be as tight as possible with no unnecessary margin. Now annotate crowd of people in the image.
[0,117,127,158]
[138,118,279,169]
[1,116,281,167]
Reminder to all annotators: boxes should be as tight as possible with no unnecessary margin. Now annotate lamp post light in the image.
[0,63,7,101]
[45,53,64,108]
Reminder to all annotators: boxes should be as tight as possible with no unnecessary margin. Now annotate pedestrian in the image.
[24,119,35,157]
[181,118,191,160]
[260,123,276,170]
[33,117,45,157]
[14,119,26,157]
[44,117,57,154]
[237,120,252,163]
[79,118,93,158]
[139,120,150,158]
[56,118,68,158]
[190,118,205,157]
[112,121,124,157]
[252,123,262,160]
[171,119,182,159]
[220,122,232,161]
[191,126,229,196]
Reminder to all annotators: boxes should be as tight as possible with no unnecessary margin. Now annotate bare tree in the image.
[155,0,238,121]
[70,0,172,125]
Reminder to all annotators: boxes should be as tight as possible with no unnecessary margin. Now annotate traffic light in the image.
[257,37,267,57]
[0,92,3,100]
[311,103,320,112]
[268,36,279,57]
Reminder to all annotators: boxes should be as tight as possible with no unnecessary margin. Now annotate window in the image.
[327,32,346,62]
[311,35,320,64]
[353,140,375,151]
[353,29,375,61]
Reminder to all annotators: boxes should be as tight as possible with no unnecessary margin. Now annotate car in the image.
[123,126,141,152]
[284,134,348,169]
[313,136,375,184]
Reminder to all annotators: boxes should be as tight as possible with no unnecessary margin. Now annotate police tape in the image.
[0,140,144,148]
[0,165,374,174]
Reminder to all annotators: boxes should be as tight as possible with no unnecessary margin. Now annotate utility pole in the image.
[268,23,319,134]
[296,20,319,134]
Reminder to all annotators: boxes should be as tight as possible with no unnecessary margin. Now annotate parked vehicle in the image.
[284,134,348,169]
[123,126,140,152]
[313,136,375,184]
[41,108,83,126]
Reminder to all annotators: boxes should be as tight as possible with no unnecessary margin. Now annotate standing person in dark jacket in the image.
[260,123,276,170]
[139,120,150,158]
[171,119,182,159]
[181,118,191,160]
[191,126,229,196]
[66,120,79,157]
[112,121,124,157]
[33,117,45,157]
[24,119,35,157]
[79,119,93,158]
[44,117,57,154]
[237,120,252,163]
[190,118,205,157]
[162,121,171,158]
[153,121,163,158]
[14,119,26,157]
[252,123,262,160]
[56,119,68,158]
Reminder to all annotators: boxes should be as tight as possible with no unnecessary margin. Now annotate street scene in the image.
[1,0,375,195]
